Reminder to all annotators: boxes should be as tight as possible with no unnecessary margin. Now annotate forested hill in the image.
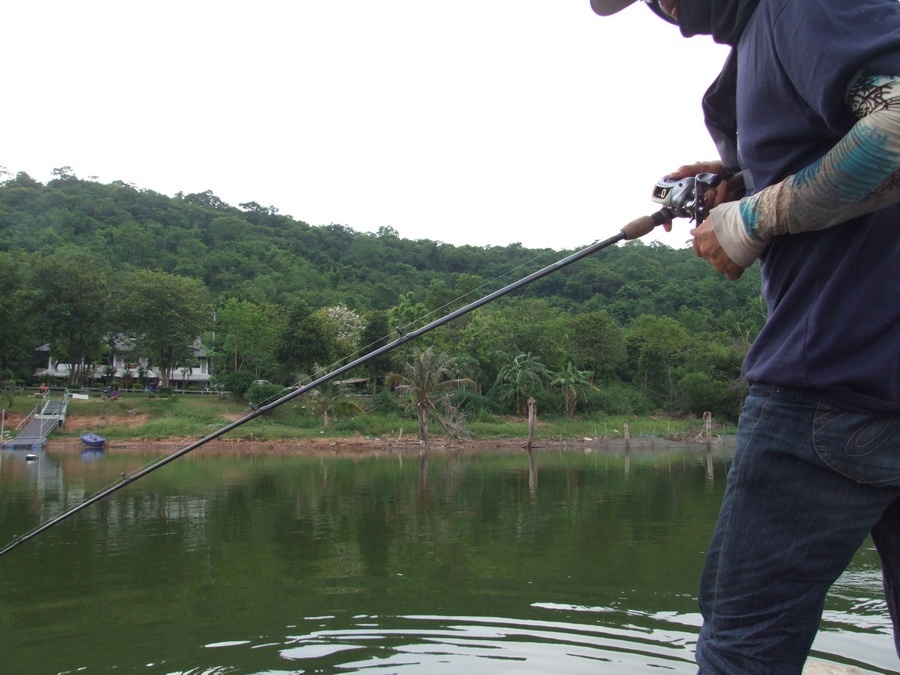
[0,170,761,326]
[0,170,764,420]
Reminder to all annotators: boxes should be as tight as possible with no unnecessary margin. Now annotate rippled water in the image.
[200,610,699,674]
[0,441,895,674]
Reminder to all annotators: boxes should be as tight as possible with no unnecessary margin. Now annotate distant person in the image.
[39,382,49,396]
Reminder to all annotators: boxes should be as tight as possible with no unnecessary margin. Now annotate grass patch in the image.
[7,390,735,443]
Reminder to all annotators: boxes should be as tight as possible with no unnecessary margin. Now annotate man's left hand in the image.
[690,219,746,280]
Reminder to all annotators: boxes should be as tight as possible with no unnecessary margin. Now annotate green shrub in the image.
[595,380,655,416]
[245,382,286,408]
[449,389,492,418]
[678,372,744,422]
[371,386,402,415]
[332,417,368,434]
[218,370,254,398]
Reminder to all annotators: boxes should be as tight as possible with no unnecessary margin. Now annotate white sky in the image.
[3,1,730,251]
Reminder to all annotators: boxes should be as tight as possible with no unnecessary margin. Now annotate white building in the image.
[34,336,212,388]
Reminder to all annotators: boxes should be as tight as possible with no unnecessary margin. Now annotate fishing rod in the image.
[0,181,710,557]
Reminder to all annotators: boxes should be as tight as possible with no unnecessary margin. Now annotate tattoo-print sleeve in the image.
[709,73,900,268]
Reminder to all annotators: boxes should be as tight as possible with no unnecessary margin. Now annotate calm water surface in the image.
[0,440,895,674]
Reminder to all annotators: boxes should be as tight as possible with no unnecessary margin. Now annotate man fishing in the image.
[590,0,900,672]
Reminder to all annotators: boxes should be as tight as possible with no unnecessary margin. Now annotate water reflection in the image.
[80,447,105,462]
[0,440,895,674]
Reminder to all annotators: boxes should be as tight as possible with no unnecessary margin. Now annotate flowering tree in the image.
[315,305,367,359]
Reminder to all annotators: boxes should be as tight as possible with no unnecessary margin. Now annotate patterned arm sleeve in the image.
[710,73,900,268]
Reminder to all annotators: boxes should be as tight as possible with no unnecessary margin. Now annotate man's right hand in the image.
[666,161,754,280]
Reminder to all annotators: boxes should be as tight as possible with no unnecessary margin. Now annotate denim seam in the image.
[812,402,900,485]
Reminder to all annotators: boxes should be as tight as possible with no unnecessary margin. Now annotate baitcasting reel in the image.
[650,172,723,222]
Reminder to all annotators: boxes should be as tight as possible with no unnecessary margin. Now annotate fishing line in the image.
[0,212,665,557]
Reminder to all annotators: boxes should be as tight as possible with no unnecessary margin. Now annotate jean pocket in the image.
[812,403,900,485]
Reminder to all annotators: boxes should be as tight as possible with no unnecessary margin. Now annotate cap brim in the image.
[590,0,639,16]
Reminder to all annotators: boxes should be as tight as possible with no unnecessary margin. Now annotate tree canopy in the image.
[0,170,764,420]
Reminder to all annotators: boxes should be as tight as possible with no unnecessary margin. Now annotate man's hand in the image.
[690,219,745,280]
[658,161,731,232]
[668,161,727,180]
[665,161,753,280]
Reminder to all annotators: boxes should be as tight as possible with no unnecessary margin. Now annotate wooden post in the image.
[526,397,537,452]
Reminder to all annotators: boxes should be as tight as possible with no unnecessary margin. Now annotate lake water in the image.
[0,440,896,674]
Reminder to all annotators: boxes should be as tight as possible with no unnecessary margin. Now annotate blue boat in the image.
[80,433,105,447]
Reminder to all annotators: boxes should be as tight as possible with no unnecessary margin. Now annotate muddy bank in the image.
[43,435,591,457]
[41,433,733,460]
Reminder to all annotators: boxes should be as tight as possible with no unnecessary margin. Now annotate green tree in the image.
[625,315,691,407]
[424,278,453,313]
[452,273,484,307]
[32,249,113,385]
[677,331,750,420]
[388,291,430,335]
[559,311,625,380]
[494,350,551,415]
[275,300,330,382]
[118,269,212,388]
[244,380,284,407]
[358,310,393,392]
[0,252,35,379]
[204,214,247,245]
[455,310,517,388]
[306,375,365,429]
[388,347,476,442]
[216,297,278,377]
[551,362,598,417]
[495,299,567,369]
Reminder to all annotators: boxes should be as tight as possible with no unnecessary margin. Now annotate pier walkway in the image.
[3,396,68,449]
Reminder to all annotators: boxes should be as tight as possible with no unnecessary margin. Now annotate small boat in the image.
[80,433,106,447]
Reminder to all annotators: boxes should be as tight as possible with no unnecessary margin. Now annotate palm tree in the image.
[308,378,364,429]
[388,347,475,442]
[494,350,551,415]
[551,362,598,417]
[299,364,365,429]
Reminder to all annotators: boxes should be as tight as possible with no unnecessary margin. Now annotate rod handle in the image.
[621,208,671,240]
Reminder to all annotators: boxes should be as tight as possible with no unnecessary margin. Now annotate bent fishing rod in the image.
[0,173,719,558]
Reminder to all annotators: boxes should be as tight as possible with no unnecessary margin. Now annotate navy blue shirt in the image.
[737,0,900,414]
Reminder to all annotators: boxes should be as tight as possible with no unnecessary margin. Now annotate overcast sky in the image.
[4,1,730,251]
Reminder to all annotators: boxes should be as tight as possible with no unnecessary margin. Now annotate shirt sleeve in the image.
[710,73,900,268]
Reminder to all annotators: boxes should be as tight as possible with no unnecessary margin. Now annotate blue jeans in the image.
[696,384,900,674]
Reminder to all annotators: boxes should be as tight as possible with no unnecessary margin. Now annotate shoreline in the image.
[44,436,588,456]
[36,434,735,458]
